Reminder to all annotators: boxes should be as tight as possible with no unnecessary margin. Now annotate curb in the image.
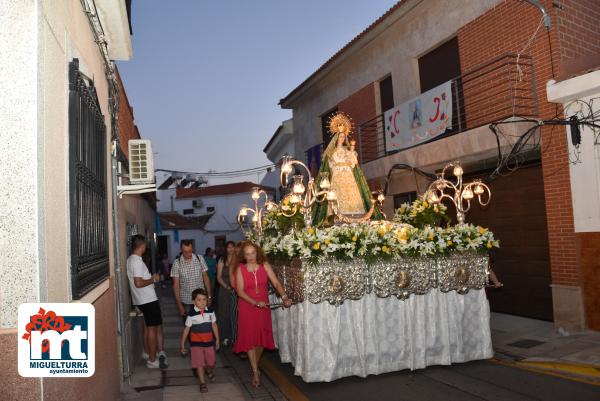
[259,356,310,401]
[519,360,600,378]
[491,358,600,387]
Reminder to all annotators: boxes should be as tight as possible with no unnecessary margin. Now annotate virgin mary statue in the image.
[312,113,383,226]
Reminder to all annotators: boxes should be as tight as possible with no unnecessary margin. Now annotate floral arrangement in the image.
[261,197,305,237]
[393,198,450,228]
[256,220,499,265]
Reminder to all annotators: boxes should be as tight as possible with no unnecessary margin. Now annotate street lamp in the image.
[423,162,491,224]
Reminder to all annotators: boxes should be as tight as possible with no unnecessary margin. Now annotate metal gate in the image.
[68,59,109,299]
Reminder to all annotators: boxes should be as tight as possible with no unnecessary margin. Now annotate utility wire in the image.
[156,164,277,178]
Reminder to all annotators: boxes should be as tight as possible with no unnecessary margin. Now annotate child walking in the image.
[181,288,220,393]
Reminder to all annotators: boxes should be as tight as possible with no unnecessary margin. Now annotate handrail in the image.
[354,53,538,164]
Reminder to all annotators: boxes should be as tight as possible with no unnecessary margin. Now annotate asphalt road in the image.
[263,352,600,401]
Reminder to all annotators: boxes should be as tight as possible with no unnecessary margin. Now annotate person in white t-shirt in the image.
[127,234,168,369]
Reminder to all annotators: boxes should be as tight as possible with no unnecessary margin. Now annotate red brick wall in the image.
[337,83,377,163]
[116,67,141,160]
[458,0,579,288]
[578,232,600,330]
[555,0,600,76]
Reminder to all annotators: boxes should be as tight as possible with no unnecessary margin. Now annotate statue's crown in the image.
[328,112,354,137]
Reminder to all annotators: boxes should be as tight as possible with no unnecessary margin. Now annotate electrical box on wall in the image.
[128,139,155,184]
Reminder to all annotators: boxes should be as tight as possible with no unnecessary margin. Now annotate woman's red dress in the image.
[233,263,275,353]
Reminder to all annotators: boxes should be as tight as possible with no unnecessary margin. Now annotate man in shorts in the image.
[127,234,168,369]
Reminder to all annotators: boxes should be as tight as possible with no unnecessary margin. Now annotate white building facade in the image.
[157,182,275,259]
[261,118,294,198]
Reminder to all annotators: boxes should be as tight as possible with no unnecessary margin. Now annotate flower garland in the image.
[251,194,499,264]
[256,221,499,264]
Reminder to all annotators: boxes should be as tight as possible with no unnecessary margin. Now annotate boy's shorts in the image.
[191,346,215,368]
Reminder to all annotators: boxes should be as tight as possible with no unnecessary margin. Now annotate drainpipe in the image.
[523,0,551,30]
[111,140,131,380]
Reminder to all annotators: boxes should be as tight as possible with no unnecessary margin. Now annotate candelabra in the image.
[237,186,275,236]
[280,155,335,228]
[423,162,491,224]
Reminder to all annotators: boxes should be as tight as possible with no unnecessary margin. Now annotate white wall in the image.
[162,228,245,263]
[547,71,600,232]
[265,118,294,163]
[0,0,41,327]
[157,187,176,212]
[159,190,267,260]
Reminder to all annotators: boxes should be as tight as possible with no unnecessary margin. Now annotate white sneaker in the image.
[141,351,149,361]
[146,359,160,369]
[158,351,168,369]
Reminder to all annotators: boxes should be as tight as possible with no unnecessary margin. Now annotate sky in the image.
[117,0,398,184]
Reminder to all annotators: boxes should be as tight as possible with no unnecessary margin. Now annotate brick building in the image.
[280,0,600,330]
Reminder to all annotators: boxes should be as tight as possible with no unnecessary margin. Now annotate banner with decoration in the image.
[384,80,453,153]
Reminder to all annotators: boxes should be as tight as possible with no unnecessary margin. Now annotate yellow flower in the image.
[423,201,429,208]
[382,245,390,254]
[433,205,439,213]
[447,240,453,246]
[378,228,386,237]
[324,239,331,245]
[282,198,290,206]
[486,241,493,249]
[479,227,487,235]
[401,227,410,239]
[308,227,315,235]
[313,242,320,250]
[428,234,434,241]
[352,236,358,242]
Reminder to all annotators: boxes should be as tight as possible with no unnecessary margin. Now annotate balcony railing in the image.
[356,53,538,164]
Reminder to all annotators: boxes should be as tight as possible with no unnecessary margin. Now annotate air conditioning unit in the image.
[128,139,155,184]
[192,199,203,208]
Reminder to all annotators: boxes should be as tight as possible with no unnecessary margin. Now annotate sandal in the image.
[252,369,261,388]
[207,371,216,383]
[199,383,208,393]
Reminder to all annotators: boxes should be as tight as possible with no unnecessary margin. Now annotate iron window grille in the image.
[68,59,110,299]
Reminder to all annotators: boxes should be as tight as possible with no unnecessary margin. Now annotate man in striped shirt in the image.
[181,288,220,393]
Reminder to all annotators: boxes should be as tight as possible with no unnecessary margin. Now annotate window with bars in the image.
[68,59,110,299]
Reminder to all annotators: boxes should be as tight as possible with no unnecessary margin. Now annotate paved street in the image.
[121,282,600,401]
[121,283,287,401]
[261,351,600,401]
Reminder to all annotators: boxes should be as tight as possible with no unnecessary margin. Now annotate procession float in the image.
[238,113,498,382]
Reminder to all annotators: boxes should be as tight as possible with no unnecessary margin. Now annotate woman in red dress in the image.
[233,241,291,387]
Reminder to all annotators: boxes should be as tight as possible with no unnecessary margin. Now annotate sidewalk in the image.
[490,312,600,383]
[120,283,288,401]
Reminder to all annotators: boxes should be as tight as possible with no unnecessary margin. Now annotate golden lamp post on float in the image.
[237,186,276,236]
[423,162,491,224]
[279,155,335,228]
